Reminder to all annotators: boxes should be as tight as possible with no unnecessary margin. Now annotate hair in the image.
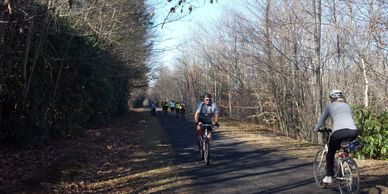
[203,93,212,99]
[331,96,346,103]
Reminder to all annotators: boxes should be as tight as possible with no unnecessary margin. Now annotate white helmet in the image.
[329,89,343,99]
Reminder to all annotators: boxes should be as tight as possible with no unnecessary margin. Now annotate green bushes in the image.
[0,0,149,146]
[353,107,388,160]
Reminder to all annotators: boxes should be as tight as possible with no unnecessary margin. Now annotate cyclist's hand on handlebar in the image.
[316,127,332,132]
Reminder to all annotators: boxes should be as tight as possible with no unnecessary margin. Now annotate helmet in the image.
[329,89,343,99]
[203,93,212,99]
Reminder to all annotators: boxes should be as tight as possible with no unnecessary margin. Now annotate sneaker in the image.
[322,176,333,183]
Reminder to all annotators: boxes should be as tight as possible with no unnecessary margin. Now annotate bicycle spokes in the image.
[338,159,360,194]
[313,150,328,188]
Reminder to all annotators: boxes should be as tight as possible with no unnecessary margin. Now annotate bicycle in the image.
[199,123,217,166]
[313,128,363,193]
[162,106,168,115]
[180,108,185,120]
[150,107,156,116]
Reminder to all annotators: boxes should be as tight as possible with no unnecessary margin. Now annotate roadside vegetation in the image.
[0,0,150,146]
[0,110,190,193]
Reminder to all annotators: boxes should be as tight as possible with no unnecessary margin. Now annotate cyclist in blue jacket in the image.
[195,93,219,144]
[312,89,358,183]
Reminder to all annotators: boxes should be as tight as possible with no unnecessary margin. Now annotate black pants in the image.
[326,129,358,176]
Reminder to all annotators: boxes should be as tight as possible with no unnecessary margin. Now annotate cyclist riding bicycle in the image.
[169,100,176,114]
[195,93,219,145]
[175,101,181,116]
[180,101,186,115]
[162,100,169,114]
[312,89,358,184]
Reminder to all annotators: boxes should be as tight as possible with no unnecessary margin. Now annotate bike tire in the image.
[313,149,328,188]
[204,139,210,166]
[199,138,204,160]
[338,158,360,194]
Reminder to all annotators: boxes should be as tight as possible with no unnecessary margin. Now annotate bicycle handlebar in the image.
[316,127,332,133]
[201,123,219,130]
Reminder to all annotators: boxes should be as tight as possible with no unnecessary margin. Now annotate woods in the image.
[0,0,386,160]
[151,0,387,159]
[0,0,151,145]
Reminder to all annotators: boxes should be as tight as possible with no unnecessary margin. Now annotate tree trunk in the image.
[22,21,33,84]
[361,57,369,107]
[228,74,232,118]
[313,0,323,114]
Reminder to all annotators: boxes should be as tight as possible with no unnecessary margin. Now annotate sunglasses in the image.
[204,98,212,101]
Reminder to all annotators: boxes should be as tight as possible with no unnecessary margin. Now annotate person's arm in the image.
[194,103,202,125]
[313,105,330,131]
[214,113,219,123]
[213,104,219,126]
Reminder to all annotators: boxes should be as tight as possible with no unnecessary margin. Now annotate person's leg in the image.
[208,131,213,141]
[326,129,358,177]
[326,134,341,177]
[196,122,203,143]
[334,129,358,140]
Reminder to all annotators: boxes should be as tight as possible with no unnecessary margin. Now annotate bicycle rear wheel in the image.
[313,149,328,188]
[338,158,360,194]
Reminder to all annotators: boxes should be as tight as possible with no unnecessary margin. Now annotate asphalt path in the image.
[157,111,342,194]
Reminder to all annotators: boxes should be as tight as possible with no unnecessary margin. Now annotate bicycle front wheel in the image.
[313,149,328,188]
[199,138,204,160]
[204,139,210,166]
[338,158,360,194]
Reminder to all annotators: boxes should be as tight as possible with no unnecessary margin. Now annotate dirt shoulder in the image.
[0,109,190,193]
[220,120,388,194]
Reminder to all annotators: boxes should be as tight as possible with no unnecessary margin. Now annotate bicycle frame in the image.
[313,128,360,193]
[200,124,213,166]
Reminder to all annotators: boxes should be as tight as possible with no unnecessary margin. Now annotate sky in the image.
[147,0,242,70]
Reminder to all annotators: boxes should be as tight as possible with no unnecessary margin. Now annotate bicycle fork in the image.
[318,146,328,169]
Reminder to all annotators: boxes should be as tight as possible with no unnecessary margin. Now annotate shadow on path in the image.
[156,111,340,194]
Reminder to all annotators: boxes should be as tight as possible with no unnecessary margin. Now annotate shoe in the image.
[322,176,333,183]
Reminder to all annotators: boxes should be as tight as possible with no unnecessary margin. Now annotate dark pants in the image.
[326,129,358,176]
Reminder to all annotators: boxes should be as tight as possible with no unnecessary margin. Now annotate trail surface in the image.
[157,112,339,194]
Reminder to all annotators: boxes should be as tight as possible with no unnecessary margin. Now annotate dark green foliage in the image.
[0,0,149,146]
[353,107,388,160]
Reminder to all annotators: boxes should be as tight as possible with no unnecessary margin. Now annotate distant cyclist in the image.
[150,102,156,116]
[180,101,186,118]
[162,100,169,115]
[312,89,358,184]
[169,100,176,115]
[175,101,181,116]
[195,93,219,144]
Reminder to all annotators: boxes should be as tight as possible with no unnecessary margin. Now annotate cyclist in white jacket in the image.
[312,90,358,183]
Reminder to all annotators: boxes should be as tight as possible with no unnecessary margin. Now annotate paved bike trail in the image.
[157,112,341,194]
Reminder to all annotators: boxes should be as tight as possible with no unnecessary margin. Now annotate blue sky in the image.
[147,0,242,69]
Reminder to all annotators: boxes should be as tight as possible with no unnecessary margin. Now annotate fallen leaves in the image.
[0,110,186,193]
